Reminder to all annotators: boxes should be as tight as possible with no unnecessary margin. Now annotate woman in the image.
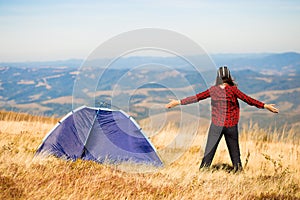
[165,66,278,172]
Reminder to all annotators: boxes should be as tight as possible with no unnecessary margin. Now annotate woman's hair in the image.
[215,66,236,86]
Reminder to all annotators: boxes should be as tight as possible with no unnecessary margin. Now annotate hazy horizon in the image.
[0,51,299,64]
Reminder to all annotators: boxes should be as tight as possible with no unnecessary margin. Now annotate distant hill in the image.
[212,52,300,73]
[0,59,82,69]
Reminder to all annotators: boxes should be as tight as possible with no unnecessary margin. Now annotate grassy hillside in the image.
[0,111,299,199]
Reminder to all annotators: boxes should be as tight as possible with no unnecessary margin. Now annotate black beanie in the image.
[218,66,230,79]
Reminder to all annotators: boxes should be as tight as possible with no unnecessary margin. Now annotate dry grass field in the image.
[0,111,299,199]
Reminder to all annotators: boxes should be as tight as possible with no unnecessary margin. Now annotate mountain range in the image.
[1,52,299,130]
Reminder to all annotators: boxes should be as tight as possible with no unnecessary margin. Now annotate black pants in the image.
[200,123,242,171]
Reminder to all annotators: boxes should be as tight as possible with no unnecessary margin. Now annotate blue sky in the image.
[0,0,299,61]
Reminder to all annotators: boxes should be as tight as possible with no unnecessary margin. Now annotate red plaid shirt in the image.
[180,85,265,127]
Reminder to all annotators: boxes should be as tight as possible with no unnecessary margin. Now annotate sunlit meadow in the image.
[0,111,299,199]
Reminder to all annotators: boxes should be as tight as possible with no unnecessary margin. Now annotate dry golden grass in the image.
[0,111,299,199]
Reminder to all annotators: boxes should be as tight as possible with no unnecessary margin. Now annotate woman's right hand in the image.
[264,104,279,113]
[165,99,180,109]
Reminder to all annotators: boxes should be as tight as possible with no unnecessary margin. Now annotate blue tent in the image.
[36,106,163,166]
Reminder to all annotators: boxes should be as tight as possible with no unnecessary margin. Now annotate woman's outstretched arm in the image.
[165,89,211,109]
[235,87,279,113]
